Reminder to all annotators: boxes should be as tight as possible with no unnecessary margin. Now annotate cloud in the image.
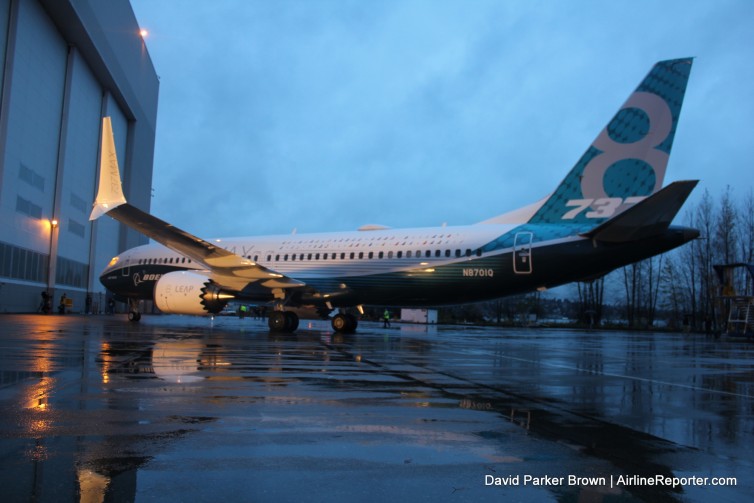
[132,0,754,237]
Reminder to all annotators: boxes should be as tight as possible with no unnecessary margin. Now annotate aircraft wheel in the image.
[128,311,141,322]
[347,314,358,332]
[269,311,288,332]
[332,313,357,333]
[284,311,299,332]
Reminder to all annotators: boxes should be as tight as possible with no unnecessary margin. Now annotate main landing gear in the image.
[267,310,359,333]
[268,311,299,332]
[331,313,358,333]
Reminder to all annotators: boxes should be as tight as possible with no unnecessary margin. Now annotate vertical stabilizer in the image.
[528,58,693,225]
[90,117,127,220]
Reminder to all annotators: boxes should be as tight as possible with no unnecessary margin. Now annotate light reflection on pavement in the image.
[0,314,752,502]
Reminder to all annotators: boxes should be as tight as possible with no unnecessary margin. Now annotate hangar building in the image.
[0,0,158,313]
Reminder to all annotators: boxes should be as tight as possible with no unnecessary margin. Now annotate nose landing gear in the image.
[128,298,142,322]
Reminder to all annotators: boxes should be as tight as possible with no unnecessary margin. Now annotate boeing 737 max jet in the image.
[92,58,699,333]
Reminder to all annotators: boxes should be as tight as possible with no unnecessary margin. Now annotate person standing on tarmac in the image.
[58,293,67,314]
[40,291,51,314]
[383,309,391,328]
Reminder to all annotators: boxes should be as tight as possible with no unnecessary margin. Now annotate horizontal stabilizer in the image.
[581,180,698,243]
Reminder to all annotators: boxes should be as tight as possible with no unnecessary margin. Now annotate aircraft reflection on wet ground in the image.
[0,314,752,502]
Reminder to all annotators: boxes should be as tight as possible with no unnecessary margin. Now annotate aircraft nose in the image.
[99,271,116,290]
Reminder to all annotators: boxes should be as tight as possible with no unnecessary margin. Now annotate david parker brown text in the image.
[485,474,737,488]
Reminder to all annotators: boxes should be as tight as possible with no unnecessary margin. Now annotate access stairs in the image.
[726,297,754,338]
[714,263,754,338]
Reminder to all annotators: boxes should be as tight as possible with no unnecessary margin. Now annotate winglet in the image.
[90,117,127,220]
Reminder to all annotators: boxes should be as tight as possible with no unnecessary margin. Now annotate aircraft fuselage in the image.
[101,222,698,308]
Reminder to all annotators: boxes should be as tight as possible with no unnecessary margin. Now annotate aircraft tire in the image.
[332,313,357,333]
[128,311,141,322]
[346,313,358,332]
[268,311,288,332]
[284,311,299,332]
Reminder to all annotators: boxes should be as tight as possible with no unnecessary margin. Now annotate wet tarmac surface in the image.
[1,314,752,502]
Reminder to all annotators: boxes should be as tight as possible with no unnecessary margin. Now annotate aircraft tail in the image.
[527,58,693,225]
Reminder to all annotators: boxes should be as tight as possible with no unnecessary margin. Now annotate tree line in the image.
[651,187,753,331]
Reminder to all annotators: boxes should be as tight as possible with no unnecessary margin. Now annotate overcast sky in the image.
[130,0,754,239]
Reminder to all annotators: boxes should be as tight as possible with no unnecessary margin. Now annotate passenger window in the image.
[368,252,373,259]
[317,253,322,260]
[358,252,364,259]
[275,255,280,261]
[406,251,412,258]
[455,249,461,257]
[308,253,312,260]
[465,249,472,257]
[425,250,431,258]
[266,255,271,262]
[349,252,354,259]
[395,251,400,258]
[445,250,451,257]
[476,249,482,257]
[435,250,441,257]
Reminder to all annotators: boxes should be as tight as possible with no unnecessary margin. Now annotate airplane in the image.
[92,58,699,333]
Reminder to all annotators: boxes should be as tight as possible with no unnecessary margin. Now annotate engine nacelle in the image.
[154,271,231,315]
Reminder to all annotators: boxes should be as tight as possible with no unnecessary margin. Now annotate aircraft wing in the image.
[90,117,304,291]
[580,180,698,243]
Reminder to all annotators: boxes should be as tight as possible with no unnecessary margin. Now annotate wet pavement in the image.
[0,314,752,502]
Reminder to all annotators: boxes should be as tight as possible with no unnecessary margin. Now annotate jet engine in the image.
[154,271,232,315]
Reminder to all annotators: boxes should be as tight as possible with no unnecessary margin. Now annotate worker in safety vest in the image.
[383,309,391,328]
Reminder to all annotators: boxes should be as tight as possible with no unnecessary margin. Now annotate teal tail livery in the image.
[91,59,699,332]
[530,58,692,225]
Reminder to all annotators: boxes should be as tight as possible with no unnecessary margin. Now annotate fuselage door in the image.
[513,232,533,274]
[121,256,131,277]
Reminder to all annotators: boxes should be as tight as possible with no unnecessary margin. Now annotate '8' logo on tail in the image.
[565,91,673,220]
